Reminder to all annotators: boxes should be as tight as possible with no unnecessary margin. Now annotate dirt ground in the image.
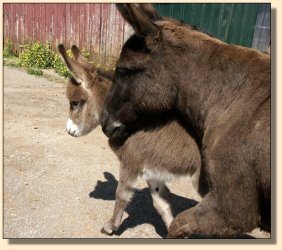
[3,66,270,239]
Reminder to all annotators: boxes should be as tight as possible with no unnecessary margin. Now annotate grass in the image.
[26,67,43,76]
[4,57,22,68]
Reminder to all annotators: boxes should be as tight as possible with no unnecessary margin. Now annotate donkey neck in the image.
[172,42,270,137]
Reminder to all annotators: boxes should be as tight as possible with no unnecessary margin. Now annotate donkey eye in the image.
[116,67,129,74]
[116,67,143,76]
[70,100,83,110]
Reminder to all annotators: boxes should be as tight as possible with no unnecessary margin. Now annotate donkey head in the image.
[58,44,112,137]
[101,3,215,138]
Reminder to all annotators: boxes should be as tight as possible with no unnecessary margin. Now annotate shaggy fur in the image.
[101,4,271,238]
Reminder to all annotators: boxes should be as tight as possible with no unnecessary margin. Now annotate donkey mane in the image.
[161,16,218,39]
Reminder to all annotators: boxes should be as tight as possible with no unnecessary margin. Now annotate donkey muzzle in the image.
[101,109,128,139]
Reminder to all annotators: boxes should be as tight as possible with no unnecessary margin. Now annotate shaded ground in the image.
[3,67,270,239]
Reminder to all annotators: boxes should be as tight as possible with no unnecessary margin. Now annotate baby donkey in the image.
[59,44,201,235]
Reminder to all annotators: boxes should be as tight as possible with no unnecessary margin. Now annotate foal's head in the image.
[101,3,221,138]
[58,44,112,137]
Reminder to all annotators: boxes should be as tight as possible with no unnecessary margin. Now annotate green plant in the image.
[4,57,21,67]
[3,39,14,58]
[27,67,43,76]
[80,48,90,60]
[19,42,53,68]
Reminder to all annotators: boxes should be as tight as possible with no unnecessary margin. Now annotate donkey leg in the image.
[147,179,174,229]
[167,193,225,238]
[167,181,260,238]
[102,166,138,235]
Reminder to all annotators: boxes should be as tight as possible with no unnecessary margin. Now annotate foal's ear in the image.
[71,45,96,73]
[116,3,159,37]
[58,44,92,89]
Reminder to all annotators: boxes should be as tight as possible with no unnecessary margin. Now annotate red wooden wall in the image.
[3,3,133,67]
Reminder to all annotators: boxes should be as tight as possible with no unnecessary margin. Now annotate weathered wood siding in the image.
[3,3,133,67]
[3,3,266,66]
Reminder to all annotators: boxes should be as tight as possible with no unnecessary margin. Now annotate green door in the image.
[154,3,260,48]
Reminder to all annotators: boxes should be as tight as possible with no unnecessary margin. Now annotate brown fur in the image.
[59,44,201,235]
[101,4,271,238]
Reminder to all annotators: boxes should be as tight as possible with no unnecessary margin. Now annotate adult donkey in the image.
[101,4,270,238]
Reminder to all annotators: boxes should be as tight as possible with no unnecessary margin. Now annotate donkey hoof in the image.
[101,221,116,235]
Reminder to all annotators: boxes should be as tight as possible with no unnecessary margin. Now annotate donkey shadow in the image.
[89,172,198,238]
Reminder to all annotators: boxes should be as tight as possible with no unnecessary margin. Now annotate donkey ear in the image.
[71,45,96,73]
[58,44,92,89]
[116,3,159,37]
[58,44,76,74]
[97,68,114,81]
[139,3,159,20]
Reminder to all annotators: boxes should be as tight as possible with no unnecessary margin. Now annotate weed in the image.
[19,42,53,68]
[4,57,21,67]
[27,67,43,76]
[3,39,14,58]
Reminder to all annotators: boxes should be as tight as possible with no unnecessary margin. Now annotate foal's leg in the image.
[102,165,138,235]
[147,179,174,229]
